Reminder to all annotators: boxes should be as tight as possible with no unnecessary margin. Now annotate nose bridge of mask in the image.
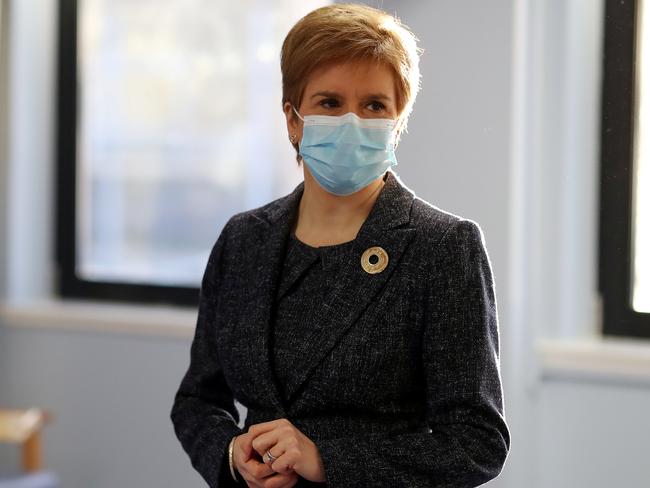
[306,123,393,153]
[292,106,396,132]
[307,117,396,153]
[306,112,396,131]
[305,119,367,149]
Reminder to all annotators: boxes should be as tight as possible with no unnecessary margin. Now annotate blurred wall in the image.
[0,0,9,299]
[3,0,509,485]
[2,0,650,488]
[0,0,10,447]
[521,0,650,485]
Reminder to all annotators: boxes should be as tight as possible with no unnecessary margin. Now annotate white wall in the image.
[2,0,650,487]
[522,0,650,486]
[538,375,650,487]
[2,1,233,486]
[0,324,207,486]
[0,0,9,299]
[4,0,55,303]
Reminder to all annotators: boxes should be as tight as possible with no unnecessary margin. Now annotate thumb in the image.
[236,433,253,461]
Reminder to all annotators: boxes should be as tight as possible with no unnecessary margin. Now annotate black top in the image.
[271,232,356,403]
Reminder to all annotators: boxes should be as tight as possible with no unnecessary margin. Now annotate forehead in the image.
[302,59,396,98]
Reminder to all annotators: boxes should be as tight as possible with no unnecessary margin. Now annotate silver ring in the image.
[264,449,277,464]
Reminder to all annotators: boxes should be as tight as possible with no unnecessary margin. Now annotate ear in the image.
[283,101,303,144]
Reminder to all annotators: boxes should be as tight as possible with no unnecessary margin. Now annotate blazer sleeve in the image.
[314,219,511,488]
[170,219,244,488]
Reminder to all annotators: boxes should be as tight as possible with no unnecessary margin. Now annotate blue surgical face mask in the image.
[293,106,398,196]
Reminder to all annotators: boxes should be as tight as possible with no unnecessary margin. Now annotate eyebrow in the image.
[364,93,393,101]
[310,90,393,101]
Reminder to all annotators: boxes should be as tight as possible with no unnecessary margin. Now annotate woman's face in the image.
[284,59,400,146]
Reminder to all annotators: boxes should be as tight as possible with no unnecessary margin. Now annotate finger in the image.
[235,433,254,462]
[240,469,268,488]
[271,443,300,475]
[277,473,300,488]
[259,437,294,474]
[244,457,276,479]
[234,433,262,475]
[237,468,261,488]
[279,474,300,488]
[252,429,282,458]
[262,472,299,488]
[248,418,291,439]
[240,471,263,488]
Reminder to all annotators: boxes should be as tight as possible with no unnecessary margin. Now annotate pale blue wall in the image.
[0,1,516,486]
[0,325,203,486]
[538,378,650,487]
[3,1,650,488]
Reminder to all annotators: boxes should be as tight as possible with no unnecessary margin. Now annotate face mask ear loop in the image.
[292,105,305,122]
[391,117,403,148]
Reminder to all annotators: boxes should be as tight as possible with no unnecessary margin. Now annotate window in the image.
[56,0,326,305]
[599,0,650,338]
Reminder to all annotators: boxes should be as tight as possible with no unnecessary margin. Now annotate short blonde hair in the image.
[281,4,422,150]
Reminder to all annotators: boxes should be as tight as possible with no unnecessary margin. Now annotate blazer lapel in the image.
[242,182,303,415]
[244,170,417,412]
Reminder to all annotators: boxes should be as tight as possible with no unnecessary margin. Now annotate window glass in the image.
[77,0,325,286]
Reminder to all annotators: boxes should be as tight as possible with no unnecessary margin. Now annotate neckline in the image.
[289,231,356,252]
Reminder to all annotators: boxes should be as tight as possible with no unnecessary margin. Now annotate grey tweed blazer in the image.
[170,170,510,487]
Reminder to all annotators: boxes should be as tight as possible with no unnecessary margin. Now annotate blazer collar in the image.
[255,169,415,234]
[241,170,417,415]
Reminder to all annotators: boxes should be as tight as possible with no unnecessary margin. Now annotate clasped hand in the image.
[232,418,326,488]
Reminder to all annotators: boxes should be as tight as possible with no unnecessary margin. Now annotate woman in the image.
[171,4,510,488]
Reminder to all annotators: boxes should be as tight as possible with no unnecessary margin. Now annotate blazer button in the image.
[361,246,389,274]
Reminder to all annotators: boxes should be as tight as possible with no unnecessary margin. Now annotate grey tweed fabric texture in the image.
[170,170,511,487]
[273,232,357,404]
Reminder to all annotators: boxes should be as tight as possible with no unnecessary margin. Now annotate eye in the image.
[366,100,387,112]
[319,98,340,109]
